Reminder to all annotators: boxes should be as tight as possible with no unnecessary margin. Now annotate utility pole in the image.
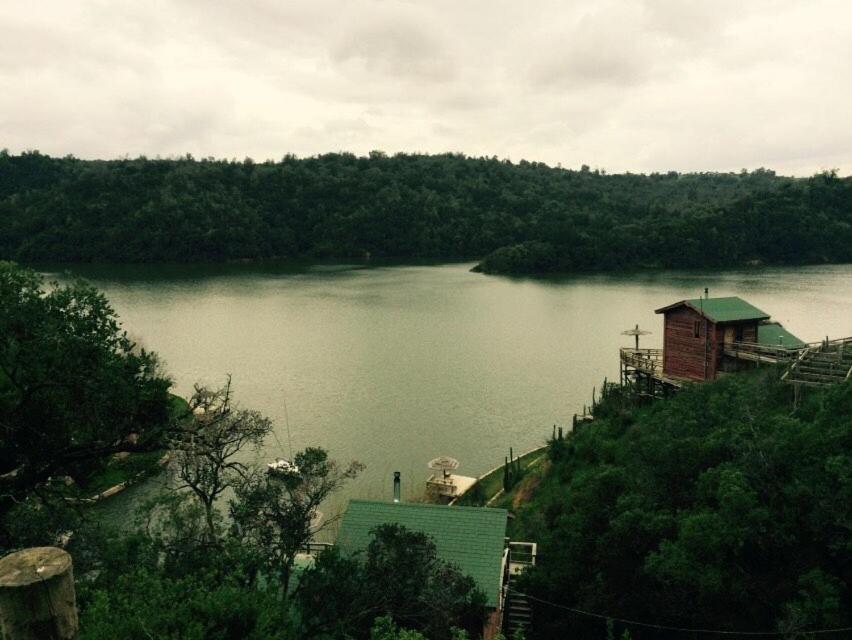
[0,547,78,640]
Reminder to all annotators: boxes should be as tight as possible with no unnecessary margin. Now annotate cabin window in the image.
[693,321,701,338]
[735,325,744,342]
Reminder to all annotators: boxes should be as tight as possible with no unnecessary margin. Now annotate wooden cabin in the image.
[655,296,770,381]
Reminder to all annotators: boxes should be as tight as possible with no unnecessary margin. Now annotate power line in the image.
[507,588,852,637]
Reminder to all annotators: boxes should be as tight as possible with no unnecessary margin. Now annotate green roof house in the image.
[654,295,805,382]
[655,296,770,324]
[337,500,508,608]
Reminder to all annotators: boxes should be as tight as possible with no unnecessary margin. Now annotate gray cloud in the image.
[332,20,456,83]
[0,0,850,175]
[529,6,656,90]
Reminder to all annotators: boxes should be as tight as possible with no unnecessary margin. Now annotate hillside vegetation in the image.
[512,373,852,638]
[2,150,851,273]
[0,262,485,640]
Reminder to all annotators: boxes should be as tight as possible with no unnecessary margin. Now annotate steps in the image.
[783,339,852,387]
[504,576,531,638]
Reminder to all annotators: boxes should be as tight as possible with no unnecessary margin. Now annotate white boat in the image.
[267,458,300,477]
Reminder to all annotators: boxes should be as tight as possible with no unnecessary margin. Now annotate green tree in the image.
[369,616,428,640]
[514,374,852,639]
[78,567,296,640]
[296,524,486,640]
[2,152,850,273]
[0,262,172,543]
[294,548,372,638]
[169,377,272,542]
[229,447,364,593]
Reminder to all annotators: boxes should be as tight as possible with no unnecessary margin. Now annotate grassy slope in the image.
[454,446,548,507]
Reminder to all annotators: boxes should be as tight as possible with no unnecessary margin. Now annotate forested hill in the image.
[1,150,850,272]
[514,373,852,638]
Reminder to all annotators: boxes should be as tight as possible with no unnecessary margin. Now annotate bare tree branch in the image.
[167,377,271,542]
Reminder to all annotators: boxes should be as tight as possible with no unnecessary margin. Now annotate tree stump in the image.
[0,547,78,640]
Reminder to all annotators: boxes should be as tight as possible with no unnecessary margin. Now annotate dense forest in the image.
[1,150,851,273]
[514,374,852,638]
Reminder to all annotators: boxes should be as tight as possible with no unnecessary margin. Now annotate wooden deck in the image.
[782,337,852,387]
[722,341,803,365]
[622,338,852,392]
[619,348,685,393]
[620,347,663,375]
[426,473,476,501]
[724,337,852,387]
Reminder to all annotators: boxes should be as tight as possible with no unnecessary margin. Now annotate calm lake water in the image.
[45,262,852,522]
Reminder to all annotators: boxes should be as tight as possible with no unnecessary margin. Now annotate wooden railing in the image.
[725,341,804,363]
[508,541,537,567]
[782,337,852,385]
[780,346,812,382]
[620,348,663,376]
[301,542,334,554]
[426,473,458,496]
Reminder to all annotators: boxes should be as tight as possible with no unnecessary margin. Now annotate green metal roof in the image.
[656,296,770,323]
[757,322,806,348]
[337,500,508,607]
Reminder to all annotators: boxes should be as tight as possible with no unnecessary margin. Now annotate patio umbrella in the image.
[428,456,460,479]
[622,324,652,349]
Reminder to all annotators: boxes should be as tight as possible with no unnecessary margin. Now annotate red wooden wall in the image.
[662,308,760,381]
[662,307,715,381]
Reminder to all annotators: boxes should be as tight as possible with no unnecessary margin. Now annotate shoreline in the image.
[449,444,550,507]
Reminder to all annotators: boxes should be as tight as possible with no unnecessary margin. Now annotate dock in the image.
[426,473,477,501]
[619,347,683,397]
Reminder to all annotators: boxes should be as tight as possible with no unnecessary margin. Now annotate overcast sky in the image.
[1,1,850,175]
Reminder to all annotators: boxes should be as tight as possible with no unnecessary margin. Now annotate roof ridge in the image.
[347,498,508,515]
[655,296,770,321]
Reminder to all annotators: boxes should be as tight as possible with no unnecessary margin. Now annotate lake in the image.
[45,262,852,522]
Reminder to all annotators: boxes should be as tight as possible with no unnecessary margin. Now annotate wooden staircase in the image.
[502,541,537,638]
[504,577,531,638]
[782,338,852,387]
